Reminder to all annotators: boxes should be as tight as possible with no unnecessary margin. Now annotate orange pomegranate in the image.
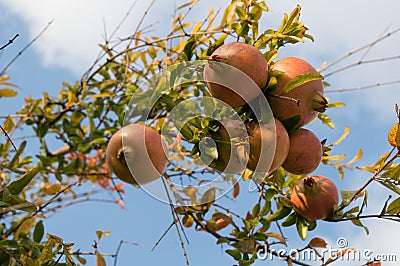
[106,124,168,186]
[290,175,339,220]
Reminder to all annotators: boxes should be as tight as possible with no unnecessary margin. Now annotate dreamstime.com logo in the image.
[123,60,276,204]
[256,237,398,263]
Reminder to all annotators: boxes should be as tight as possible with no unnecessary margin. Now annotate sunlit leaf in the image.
[386,197,400,214]
[318,113,335,129]
[0,89,17,98]
[296,217,308,240]
[282,73,323,94]
[333,126,350,145]
[96,252,107,266]
[388,123,400,147]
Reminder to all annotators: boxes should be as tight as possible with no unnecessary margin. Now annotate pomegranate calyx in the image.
[311,92,328,112]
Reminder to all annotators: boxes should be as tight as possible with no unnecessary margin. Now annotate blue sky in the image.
[1,0,400,265]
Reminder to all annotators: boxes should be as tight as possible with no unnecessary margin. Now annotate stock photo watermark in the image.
[256,237,398,263]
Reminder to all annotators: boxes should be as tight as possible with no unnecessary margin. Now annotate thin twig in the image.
[0,34,19,51]
[0,124,18,152]
[0,20,53,76]
[161,176,190,266]
[318,27,400,73]
[151,221,175,252]
[325,79,400,93]
[337,148,399,212]
[324,55,400,78]
[114,240,143,266]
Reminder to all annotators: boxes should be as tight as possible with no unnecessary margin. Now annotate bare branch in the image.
[0,20,53,76]
[319,27,400,73]
[0,34,19,51]
[0,124,18,152]
[325,79,400,93]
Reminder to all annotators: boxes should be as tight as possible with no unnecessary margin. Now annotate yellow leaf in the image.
[96,252,107,266]
[0,88,17,98]
[241,169,252,181]
[96,230,110,240]
[333,125,350,145]
[347,149,363,165]
[388,123,400,147]
[0,75,10,82]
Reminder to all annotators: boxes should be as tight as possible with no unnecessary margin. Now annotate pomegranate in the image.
[238,119,290,174]
[267,57,327,127]
[209,119,248,174]
[203,42,268,108]
[282,128,322,175]
[290,175,339,220]
[106,124,169,185]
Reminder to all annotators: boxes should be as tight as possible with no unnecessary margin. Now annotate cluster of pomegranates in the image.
[105,41,339,220]
[203,42,338,220]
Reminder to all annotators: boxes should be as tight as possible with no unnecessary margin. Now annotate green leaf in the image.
[38,238,57,264]
[282,73,323,94]
[267,206,291,221]
[226,249,242,261]
[252,203,260,218]
[340,190,359,207]
[296,217,308,240]
[282,115,301,133]
[387,197,400,214]
[350,217,369,235]
[182,40,196,61]
[281,212,297,227]
[7,166,38,195]
[33,220,45,243]
[9,140,27,168]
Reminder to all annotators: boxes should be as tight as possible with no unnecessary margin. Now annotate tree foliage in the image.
[0,0,399,265]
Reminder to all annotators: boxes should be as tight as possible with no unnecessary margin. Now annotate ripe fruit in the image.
[290,175,339,220]
[203,42,268,108]
[267,57,327,128]
[239,119,290,174]
[209,119,248,174]
[106,124,169,185]
[282,128,322,175]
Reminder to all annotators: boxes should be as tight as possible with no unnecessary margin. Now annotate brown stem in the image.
[338,148,399,212]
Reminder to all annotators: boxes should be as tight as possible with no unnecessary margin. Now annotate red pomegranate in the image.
[203,42,268,108]
[267,57,327,128]
[290,175,339,220]
[237,119,290,174]
[282,128,322,175]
